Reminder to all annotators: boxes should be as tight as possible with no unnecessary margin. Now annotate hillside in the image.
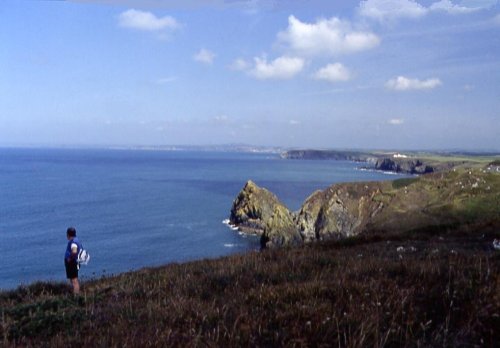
[1,228,499,346]
[230,167,500,248]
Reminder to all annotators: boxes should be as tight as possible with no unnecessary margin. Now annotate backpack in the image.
[77,247,90,265]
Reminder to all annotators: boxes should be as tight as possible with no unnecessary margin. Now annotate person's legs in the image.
[65,260,79,294]
[71,277,80,294]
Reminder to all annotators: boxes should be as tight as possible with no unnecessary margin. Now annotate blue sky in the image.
[1,0,499,150]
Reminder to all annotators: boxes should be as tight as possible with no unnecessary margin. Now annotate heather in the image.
[1,226,499,347]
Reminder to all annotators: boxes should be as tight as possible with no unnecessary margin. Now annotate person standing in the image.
[64,227,81,294]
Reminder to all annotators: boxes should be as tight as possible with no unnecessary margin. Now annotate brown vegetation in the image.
[1,227,499,347]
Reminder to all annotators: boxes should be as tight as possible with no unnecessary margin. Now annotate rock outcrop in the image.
[281,150,439,174]
[374,158,433,174]
[230,181,389,248]
[229,180,302,248]
[259,204,302,249]
[281,150,375,162]
[229,169,500,248]
[296,183,386,241]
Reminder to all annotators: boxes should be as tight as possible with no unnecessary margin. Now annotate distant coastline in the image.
[0,144,285,154]
[281,149,500,175]
[2,144,500,155]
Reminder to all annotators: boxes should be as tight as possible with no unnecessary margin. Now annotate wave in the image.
[223,243,239,248]
[356,167,406,176]
[222,219,239,231]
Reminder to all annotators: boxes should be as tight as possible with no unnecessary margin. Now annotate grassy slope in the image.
[1,230,499,347]
[415,153,500,164]
[369,168,500,232]
[411,154,499,174]
[294,168,500,241]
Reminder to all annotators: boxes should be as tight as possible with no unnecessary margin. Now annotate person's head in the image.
[66,227,77,239]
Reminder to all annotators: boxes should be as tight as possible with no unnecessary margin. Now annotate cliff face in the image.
[229,180,302,248]
[373,158,434,174]
[296,183,385,241]
[282,150,440,174]
[281,150,375,162]
[230,169,500,248]
[230,180,279,235]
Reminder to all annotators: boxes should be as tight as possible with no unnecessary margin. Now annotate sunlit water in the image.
[0,148,407,290]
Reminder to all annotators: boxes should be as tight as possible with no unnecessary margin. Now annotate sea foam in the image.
[222,219,239,231]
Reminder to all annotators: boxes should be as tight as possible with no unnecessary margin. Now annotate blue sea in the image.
[0,148,405,290]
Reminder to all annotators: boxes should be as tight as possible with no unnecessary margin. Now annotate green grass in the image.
[420,156,492,163]
[416,154,499,165]
[392,177,420,189]
[374,169,500,230]
[1,229,499,347]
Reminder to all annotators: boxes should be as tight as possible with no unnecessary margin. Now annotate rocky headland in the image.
[281,149,487,174]
[230,180,302,248]
[230,166,500,248]
[281,150,376,162]
[372,157,435,174]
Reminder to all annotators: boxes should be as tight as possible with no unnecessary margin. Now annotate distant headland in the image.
[281,149,500,174]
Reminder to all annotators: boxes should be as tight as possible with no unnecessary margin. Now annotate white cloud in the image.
[277,15,380,57]
[313,63,351,82]
[118,9,179,31]
[193,49,216,65]
[359,0,491,22]
[429,0,480,14]
[249,56,305,80]
[388,118,404,125]
[385,76,442,91]
[229,58,250,71]
[289,120,301,125]
[358,0,427,21]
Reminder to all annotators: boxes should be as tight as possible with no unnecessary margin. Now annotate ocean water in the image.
[0,148,406,290]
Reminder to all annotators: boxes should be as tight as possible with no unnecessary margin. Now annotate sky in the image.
[1,0,499,150]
